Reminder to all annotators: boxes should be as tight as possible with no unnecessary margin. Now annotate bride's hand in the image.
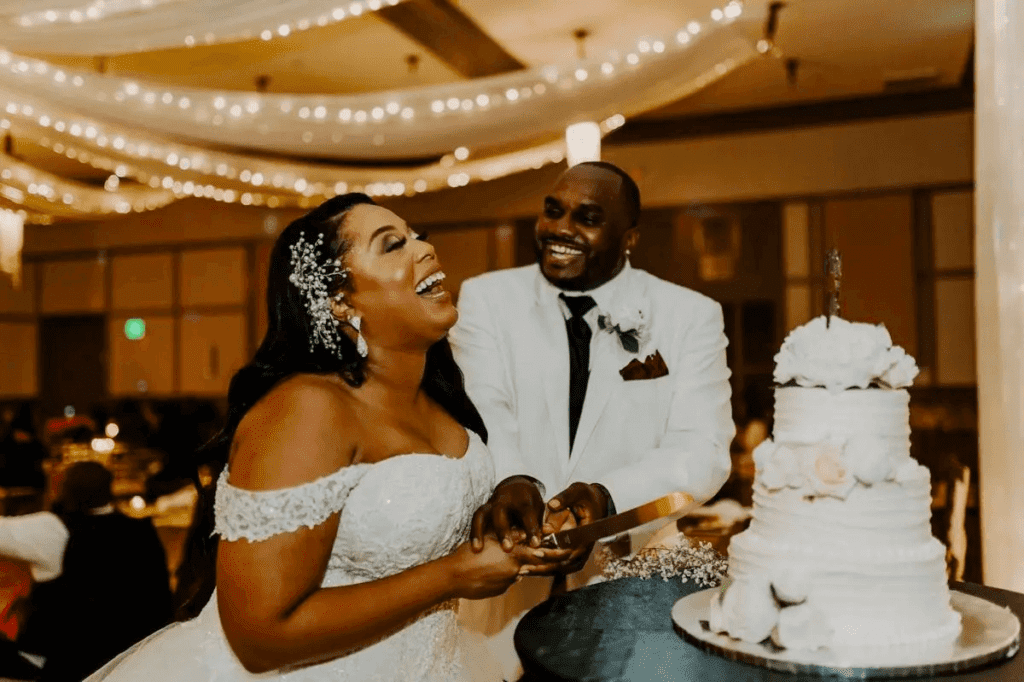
[446,536,570,600]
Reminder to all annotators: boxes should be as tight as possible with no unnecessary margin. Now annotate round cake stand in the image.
[673,588,1020,679]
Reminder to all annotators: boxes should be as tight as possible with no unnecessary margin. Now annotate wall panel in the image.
[0,263,36,315]
[932,191,974,271]
[111,253,174,310]
[825,194,917,354]
[108,315,175,395]
[40,259,106,314]
[0,323,37,396]
[179,313,247,395]
[180,248,246,307]
[935,278,976,385]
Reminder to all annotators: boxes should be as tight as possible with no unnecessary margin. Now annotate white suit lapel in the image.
[530,273,571,464]
[567,266,649,473]
[568,331,619,465]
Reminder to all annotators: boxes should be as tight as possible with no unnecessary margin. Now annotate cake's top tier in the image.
[774,316,918,393]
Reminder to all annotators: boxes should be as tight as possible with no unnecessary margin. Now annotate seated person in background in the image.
[20,462,172,682]
[0,511,67,681]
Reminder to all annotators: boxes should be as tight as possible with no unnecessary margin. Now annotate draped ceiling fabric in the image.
[0,33,753,161]
[0,0,408,55]
[0,207,24,285]
[0,0,758,222]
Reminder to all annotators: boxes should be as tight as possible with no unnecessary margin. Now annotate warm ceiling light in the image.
[565,121,601,167]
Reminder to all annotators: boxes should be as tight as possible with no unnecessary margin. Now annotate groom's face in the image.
[534,165,637,291]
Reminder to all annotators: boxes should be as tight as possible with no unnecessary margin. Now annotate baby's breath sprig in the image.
[599,540,728,587]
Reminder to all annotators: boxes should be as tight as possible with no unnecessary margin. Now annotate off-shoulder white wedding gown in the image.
[87,430,496,682]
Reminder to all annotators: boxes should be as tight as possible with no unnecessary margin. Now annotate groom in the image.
[450,161,734,675]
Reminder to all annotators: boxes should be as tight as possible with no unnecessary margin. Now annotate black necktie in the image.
[561,294,597,453]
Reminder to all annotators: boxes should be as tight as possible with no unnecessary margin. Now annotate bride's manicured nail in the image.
[502,539,512,550]
[549,500,561,509]
[533,550,545,558]
[519,566,531,575]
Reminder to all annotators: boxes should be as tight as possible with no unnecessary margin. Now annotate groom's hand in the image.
[547,481,610,527]
[470,476,546,553]
[538,482,611,574]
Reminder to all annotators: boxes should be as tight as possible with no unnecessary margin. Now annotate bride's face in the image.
[337,204,456,351]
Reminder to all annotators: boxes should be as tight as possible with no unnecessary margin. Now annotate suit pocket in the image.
[618,379,670,430]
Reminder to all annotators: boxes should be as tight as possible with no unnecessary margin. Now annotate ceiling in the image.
[6,0,975,187]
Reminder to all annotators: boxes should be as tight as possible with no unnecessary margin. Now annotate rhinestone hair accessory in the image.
[288,232,348,354]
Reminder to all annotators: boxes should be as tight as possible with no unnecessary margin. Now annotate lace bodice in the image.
[90,430,495,682]
[215,430,494,588]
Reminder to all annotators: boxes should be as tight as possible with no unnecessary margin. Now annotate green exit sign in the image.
[124,318,146,340]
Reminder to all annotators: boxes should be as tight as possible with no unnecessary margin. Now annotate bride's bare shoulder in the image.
[229,374,358,491]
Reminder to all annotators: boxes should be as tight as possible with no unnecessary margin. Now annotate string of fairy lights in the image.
[3,105,610,209]
[0,1,753,223]
[0,0,408,55]
[0,148,176,217]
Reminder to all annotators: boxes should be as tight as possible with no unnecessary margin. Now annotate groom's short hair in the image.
[573,161,641,228]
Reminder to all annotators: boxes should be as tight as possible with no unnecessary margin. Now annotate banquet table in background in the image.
[514,579,1024,681]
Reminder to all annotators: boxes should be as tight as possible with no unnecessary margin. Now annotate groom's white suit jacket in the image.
[450,263,734,512]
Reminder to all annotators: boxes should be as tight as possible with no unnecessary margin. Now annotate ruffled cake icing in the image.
[710,315,961,652]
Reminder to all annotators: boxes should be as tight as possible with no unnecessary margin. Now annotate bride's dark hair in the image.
[173,193,487,620]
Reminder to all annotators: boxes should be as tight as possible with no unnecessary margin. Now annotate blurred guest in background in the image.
[0,405,47,492]
[20,462,171,682]
[0,510,67,681]
[145,399,221,500]
[109,399,156,448]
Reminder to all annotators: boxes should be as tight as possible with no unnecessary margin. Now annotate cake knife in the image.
[540,491,698,549]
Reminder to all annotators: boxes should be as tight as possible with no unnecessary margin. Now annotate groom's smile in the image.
[540,239,587,271]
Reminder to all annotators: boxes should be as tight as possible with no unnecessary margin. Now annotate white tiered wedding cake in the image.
[709,315,962,651]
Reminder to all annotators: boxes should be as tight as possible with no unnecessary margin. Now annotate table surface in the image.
[514,579,1024,681]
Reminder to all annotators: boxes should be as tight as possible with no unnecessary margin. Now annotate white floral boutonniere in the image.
[597,305,647,354]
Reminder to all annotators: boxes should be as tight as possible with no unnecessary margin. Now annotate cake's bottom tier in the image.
[715,530,962,650]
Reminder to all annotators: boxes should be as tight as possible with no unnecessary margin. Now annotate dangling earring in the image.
[350,316,368,358]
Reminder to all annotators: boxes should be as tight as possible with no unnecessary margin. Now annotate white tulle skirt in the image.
[86,591,495,682]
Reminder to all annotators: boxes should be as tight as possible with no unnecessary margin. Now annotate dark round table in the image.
[514,579,1023,681]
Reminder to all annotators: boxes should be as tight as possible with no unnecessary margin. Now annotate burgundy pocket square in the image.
[619,350,670,381]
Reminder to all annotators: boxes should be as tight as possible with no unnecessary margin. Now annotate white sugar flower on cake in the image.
[845,434,897,485]
[799,441,857,499]
[878,348,919,389]
[774,316,919,393]
[755,436,903,498]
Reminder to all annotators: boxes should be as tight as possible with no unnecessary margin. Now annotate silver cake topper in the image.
[825,248,842,328]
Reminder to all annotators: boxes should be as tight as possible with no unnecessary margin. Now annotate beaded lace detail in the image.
[214,463,369,542]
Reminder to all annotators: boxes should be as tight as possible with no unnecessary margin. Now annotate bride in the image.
[88,194,568,681]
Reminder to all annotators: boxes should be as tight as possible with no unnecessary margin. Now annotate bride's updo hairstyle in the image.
[174,193,486,620]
